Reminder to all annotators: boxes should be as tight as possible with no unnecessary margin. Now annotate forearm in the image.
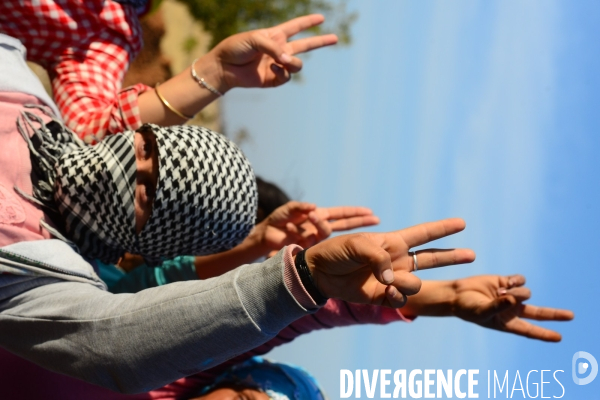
[0,251,311,394]
[194,227,270,280]
[137,52,228,126]
[401,280,457,318]
[107,256,197,293]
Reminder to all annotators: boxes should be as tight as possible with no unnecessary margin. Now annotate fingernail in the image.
[388,286,397,297]
[382,269,394,284]
[498,288,507,296]
[507,279,515,287]
[280,53,292,63]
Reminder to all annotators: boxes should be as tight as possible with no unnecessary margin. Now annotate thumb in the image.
[477,295,517,320]
[249,33,291,65]
[345,235,394,285]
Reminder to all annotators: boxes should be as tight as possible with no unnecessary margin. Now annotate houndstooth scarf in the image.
[18,105,257,264]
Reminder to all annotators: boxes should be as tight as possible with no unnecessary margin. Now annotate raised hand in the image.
[284,206,380,248]
[210,14,338,90]
[305,218,476,308]
[140,15,337,126]
[451,275,574,342]
[195,202,381,280]
[257,201,317,250]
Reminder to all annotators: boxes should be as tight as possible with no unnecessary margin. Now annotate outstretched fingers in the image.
[519,304,575,322]
[287,34,339,55]
[319,206,374,219]
[504,318,564,342]
[486,302,573,342]
[404,248,476,271]
[330,215,380,232]
[318,206,379,231]
[274,14,326,37]
[398,218,467,248]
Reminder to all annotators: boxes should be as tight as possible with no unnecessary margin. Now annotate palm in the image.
[260,202,312,249]
[452,275,574,342]
[262,222,307,250]
[454,278,507,326]
[219,30,289,88]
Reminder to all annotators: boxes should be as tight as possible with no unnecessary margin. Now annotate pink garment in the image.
[149,299,413,399]
[0,348,150,400]
[283,244,317,309]
[0,92,52,247]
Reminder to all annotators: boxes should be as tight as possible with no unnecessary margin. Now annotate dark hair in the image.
[255,176,290,223]
[193,380,262,399]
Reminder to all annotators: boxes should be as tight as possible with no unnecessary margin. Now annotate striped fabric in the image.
[22,114,258,265]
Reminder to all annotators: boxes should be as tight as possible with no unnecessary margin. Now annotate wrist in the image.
[240,225,272,260]
[403,280,457,318]
[295,248,328,304]
[247,220,276,256]
[190,53,230,95]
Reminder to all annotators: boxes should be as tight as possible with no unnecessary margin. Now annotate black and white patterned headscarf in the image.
[18,107,257,264]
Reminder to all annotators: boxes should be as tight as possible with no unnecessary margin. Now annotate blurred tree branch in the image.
[174,0,357,48]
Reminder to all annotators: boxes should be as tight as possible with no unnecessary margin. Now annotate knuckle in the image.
[429,251,439,266]
[346,232,369,248]
[370,249,389,265]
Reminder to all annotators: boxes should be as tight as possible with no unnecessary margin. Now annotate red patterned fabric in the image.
[0,0,150,143]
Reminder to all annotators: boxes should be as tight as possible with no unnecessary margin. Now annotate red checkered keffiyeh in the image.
[0,0,151,143]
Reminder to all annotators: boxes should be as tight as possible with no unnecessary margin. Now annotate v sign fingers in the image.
[395,218,467,249]
[304,218,475,307]
[269,14,327,38]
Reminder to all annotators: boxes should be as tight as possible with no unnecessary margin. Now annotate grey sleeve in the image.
[0,250,310,394]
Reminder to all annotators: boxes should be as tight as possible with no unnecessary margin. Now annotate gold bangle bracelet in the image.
[155,84,194,120]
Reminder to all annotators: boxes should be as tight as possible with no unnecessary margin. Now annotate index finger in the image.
[330,215,380,232]
[397,218,467,248]
[273,14,326,38]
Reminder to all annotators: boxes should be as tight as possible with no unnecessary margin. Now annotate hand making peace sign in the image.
[210,14,338,90]
[305,218,476,308]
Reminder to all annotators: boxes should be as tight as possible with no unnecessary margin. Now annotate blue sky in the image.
[223,1,600,398]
